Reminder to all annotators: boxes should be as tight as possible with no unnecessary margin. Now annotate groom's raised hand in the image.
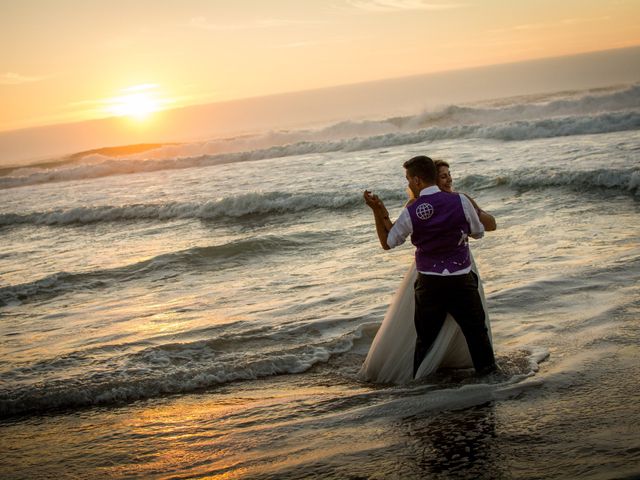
[363,190,389,218]
[363,190,377,208]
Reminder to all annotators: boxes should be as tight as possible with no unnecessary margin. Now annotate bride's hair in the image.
[434,159,450,170]
[403,155,436,182]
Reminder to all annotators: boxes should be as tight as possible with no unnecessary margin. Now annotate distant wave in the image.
[407,84,640,129]
[2,163,638,232]
[0,320,367,417]
[0,232,330,307]
[456,166,640,196]
[0,92,640,189]
[116,83,640,161]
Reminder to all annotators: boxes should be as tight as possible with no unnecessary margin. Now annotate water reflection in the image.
[400,403,508,479]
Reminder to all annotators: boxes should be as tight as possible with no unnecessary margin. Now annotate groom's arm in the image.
[372,209,394,250]
[363,191,412,250]
[386,209,412,249]
[364,190,394,249]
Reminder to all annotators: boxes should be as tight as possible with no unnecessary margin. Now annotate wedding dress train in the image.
[359,253,492,383]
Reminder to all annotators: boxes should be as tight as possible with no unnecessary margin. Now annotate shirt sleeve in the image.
[387,208,413,248]
[460,194,484,239]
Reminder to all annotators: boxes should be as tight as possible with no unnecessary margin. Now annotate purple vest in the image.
[407,192,471,274]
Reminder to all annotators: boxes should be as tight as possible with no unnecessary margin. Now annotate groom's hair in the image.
[403,155,436,183]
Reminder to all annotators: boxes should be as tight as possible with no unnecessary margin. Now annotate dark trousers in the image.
[413,271,496,377]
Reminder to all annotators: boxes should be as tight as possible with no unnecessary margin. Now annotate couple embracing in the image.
[361,155,497,383]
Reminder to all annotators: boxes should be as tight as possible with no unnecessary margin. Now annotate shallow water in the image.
[1,85,639,478]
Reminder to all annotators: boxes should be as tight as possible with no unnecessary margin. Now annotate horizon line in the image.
[3,43,639,136]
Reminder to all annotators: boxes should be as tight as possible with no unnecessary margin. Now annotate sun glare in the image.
[105,84,165,121]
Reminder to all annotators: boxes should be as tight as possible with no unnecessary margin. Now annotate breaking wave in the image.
[0,189,408,227]
[457,166,640,196]
[0,316,549,418]
[0,320,367,417]
[1,164,637,232]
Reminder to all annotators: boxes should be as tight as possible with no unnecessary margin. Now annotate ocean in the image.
[1,83,639,479]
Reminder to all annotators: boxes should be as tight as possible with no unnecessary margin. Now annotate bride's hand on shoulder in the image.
[404,187,416,207]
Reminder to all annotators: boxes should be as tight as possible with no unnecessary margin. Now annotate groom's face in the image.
[405,171,421,197]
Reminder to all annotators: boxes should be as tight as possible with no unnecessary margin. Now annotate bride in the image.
[359,160,496,383]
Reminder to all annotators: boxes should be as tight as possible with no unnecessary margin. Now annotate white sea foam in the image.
[0,324,365,417]
[282,347,549,426]
[0,324,548,418]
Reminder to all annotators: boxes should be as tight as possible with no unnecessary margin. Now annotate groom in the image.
[364,155,496,377]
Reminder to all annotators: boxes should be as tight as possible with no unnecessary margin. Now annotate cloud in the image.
[560,16,611,25]
[489,16,611,34]
[121,84,160,93]
[186,16,324,31]
[273,41,322,49]
[346,0,467,12]
[0,72,46,85]
[269,35,373,49]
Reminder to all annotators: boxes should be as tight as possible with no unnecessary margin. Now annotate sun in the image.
[105,84,163,121]
[108,92,157,120]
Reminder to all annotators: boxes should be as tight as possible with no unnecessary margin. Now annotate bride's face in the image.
[437,166,453,192]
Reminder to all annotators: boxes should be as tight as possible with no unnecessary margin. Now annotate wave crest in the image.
[457,167,640,195]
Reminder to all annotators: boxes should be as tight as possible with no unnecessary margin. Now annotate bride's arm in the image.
[462,193,496,231]
[404,187,416,207]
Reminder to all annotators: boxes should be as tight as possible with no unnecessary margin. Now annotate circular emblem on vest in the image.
[416,202,434,220]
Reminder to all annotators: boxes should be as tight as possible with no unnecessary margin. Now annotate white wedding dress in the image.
[359,253,492,383]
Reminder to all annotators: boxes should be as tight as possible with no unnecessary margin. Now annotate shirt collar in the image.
[419,186,441,196]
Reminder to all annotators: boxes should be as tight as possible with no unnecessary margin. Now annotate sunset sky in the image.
[2,0,640,134]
